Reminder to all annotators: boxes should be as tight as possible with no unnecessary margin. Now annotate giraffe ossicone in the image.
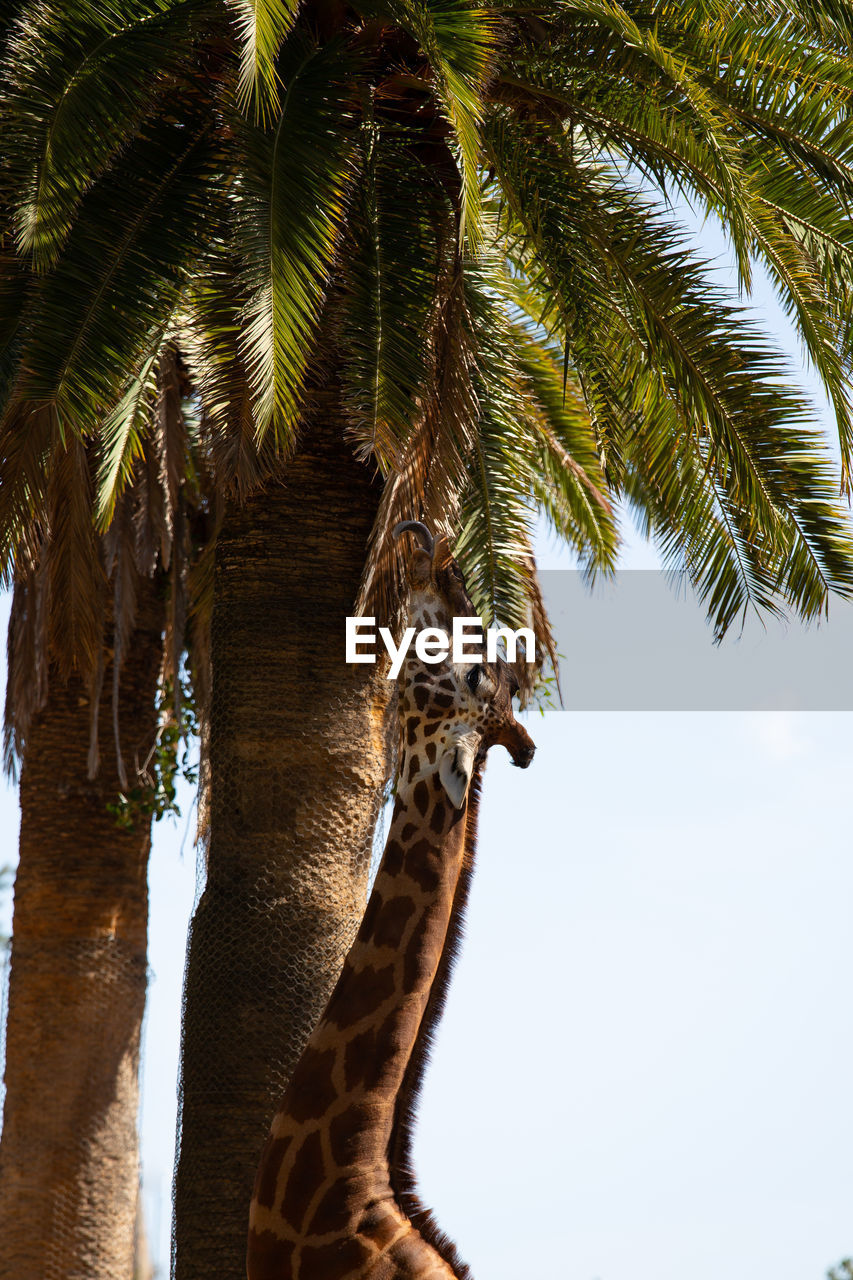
[247,523,535,1280]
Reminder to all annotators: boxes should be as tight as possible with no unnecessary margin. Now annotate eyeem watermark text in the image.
[346,617,535,679]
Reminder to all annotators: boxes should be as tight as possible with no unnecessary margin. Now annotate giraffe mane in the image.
[385,763,484,1280]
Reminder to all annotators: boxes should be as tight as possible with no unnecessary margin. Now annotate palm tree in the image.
[0,352,203,1278]
[0,569,164,1280]
[3,0,853,1276]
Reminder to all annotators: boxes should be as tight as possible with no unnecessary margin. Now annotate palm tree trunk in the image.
[173,416,392,1280]
[0,583,164,1280]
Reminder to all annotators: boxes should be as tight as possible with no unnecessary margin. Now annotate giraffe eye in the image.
[466,664,482,693]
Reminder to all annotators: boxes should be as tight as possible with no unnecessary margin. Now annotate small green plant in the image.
[107,669,198,831]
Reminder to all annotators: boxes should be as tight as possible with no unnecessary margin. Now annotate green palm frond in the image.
[230,0,301,122]
[233,37,361,444]
[0,403,59,582]
[0,0,215,268]
[620,339,853,634]
[179,261,276,498]
[560,0,759,276]
[512,323,618,575]
[500,0,853,475]
[337,119,452,471]
[9,112,218,423]
[96,354,160,529]
[763,0,853,44]
[490,120,853,625]
[386,0,501,247]
[455,263,544,627]
[451,257,617,686]
[357,265,481,624]
[624,442,788,640]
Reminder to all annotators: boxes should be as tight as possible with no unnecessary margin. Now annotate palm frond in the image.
[501,294,619,573]
[358,266,480,625]
[388,0,501,247]
[337,118,451,472]
[10,112,218,422]
[155,345,188,567]
[233,37,361,444]
[180,261,279,497]
[229,0,300,122]
[1,0,215,268]
[0,402,59,582]
[45,436,106,680]
[621,345,853,635]
[500,0,853,475]
[96,354,159,530]
[4,568,49,776]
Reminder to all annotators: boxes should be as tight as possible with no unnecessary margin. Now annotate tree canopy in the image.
[2,0,853,678]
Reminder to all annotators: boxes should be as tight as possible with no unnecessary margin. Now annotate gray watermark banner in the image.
[540,571,853,711]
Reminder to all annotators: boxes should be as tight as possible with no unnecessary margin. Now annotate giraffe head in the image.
[393,521,535,810]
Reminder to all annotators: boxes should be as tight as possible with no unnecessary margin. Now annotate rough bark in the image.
[0,582,164,1280]
[173,416,393,1279]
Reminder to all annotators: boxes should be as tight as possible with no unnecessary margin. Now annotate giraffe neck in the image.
[248,736,472,1280]
[387,766,482,1280]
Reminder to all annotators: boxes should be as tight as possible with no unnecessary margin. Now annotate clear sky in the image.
[0,215,851,1280]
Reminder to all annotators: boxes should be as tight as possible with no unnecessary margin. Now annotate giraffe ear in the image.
[438,733,477,810]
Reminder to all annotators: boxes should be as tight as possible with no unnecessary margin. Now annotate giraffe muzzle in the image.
[505,725,536,769]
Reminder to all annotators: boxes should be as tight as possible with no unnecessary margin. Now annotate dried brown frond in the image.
[45,437,106,682]
[87,647,106,781]
[204,375,276,499]
[103,488,140,674]
[180,288,280,500]
[4,566,48,774]
[103,489,142,785]
[513,535,559,706]
[0,402,59,582]
[156,344,188,568]
[163,501,188,725]
[184,492,221,721]
[133,428,169,577]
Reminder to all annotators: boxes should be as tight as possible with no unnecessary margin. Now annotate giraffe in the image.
[247,520,536,1280]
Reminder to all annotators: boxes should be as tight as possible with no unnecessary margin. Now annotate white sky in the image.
[0,215,851,1279]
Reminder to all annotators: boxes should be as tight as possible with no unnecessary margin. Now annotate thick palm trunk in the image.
[173,418,392,1280]
[0,585,164,1280]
